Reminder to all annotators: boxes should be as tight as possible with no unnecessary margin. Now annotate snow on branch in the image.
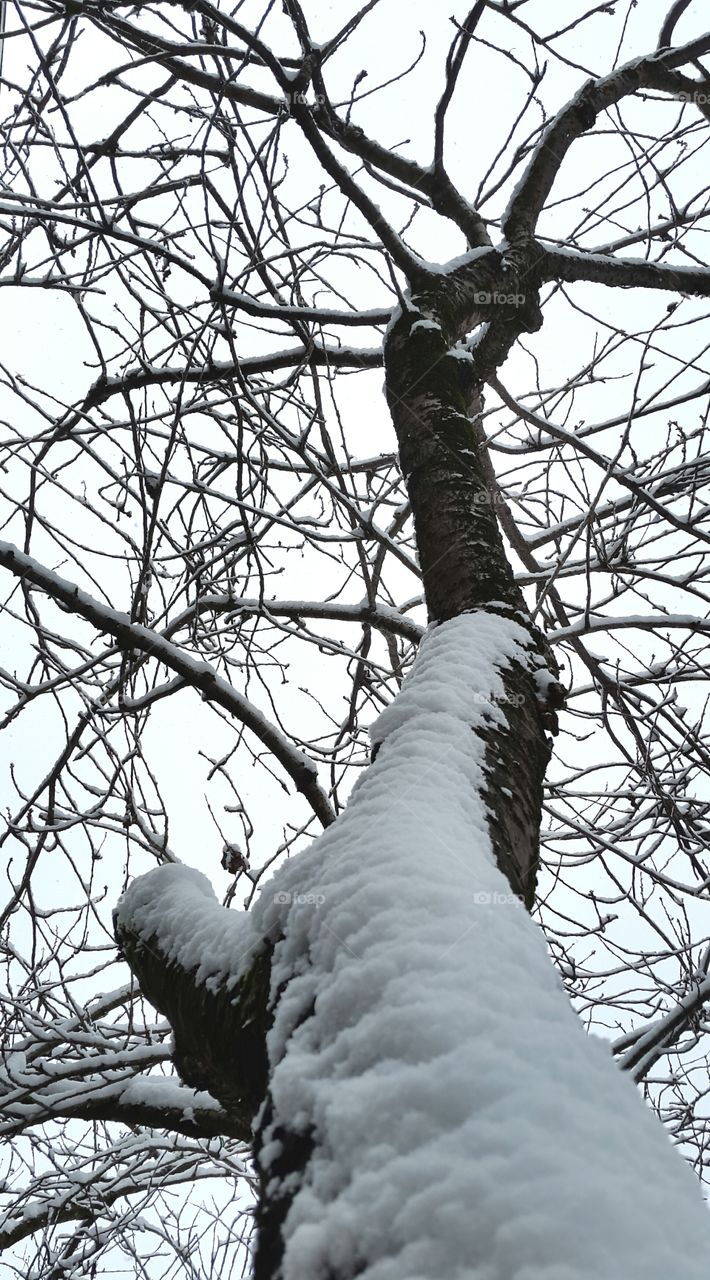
[503,32,710,244]
[552,613,710,642]
[542,244,710,297]
[0,1056,247,1142]
[613,973,710,1083]
[211,289,391,327]
[162,595,424,647]
[0,541,335,828]
[83,345,384,412]
[0,1141,243,1253]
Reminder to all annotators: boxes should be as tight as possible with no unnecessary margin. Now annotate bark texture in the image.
[383,258,556,909]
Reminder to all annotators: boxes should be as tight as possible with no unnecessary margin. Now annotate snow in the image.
[117,611,710,1280]
[410,318,442,333]
[119,1075,224,1115]
[552,612,710,642]
[118,864,259,996]
[448,343,475,361]
[422,245,493,276]
[217,286,391,326]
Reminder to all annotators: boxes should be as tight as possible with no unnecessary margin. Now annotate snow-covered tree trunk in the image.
[116,616,710,1279]
[115,261,710,1277]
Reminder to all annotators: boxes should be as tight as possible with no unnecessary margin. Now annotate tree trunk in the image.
[113,218,708,1280]
[115,252,573,1275]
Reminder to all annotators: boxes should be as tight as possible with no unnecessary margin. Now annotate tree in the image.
[2,0,710,1274]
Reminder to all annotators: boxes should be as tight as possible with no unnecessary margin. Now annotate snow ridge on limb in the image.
[114,865,269,1132]
[502,31,710,246]
[82,344,384,412]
